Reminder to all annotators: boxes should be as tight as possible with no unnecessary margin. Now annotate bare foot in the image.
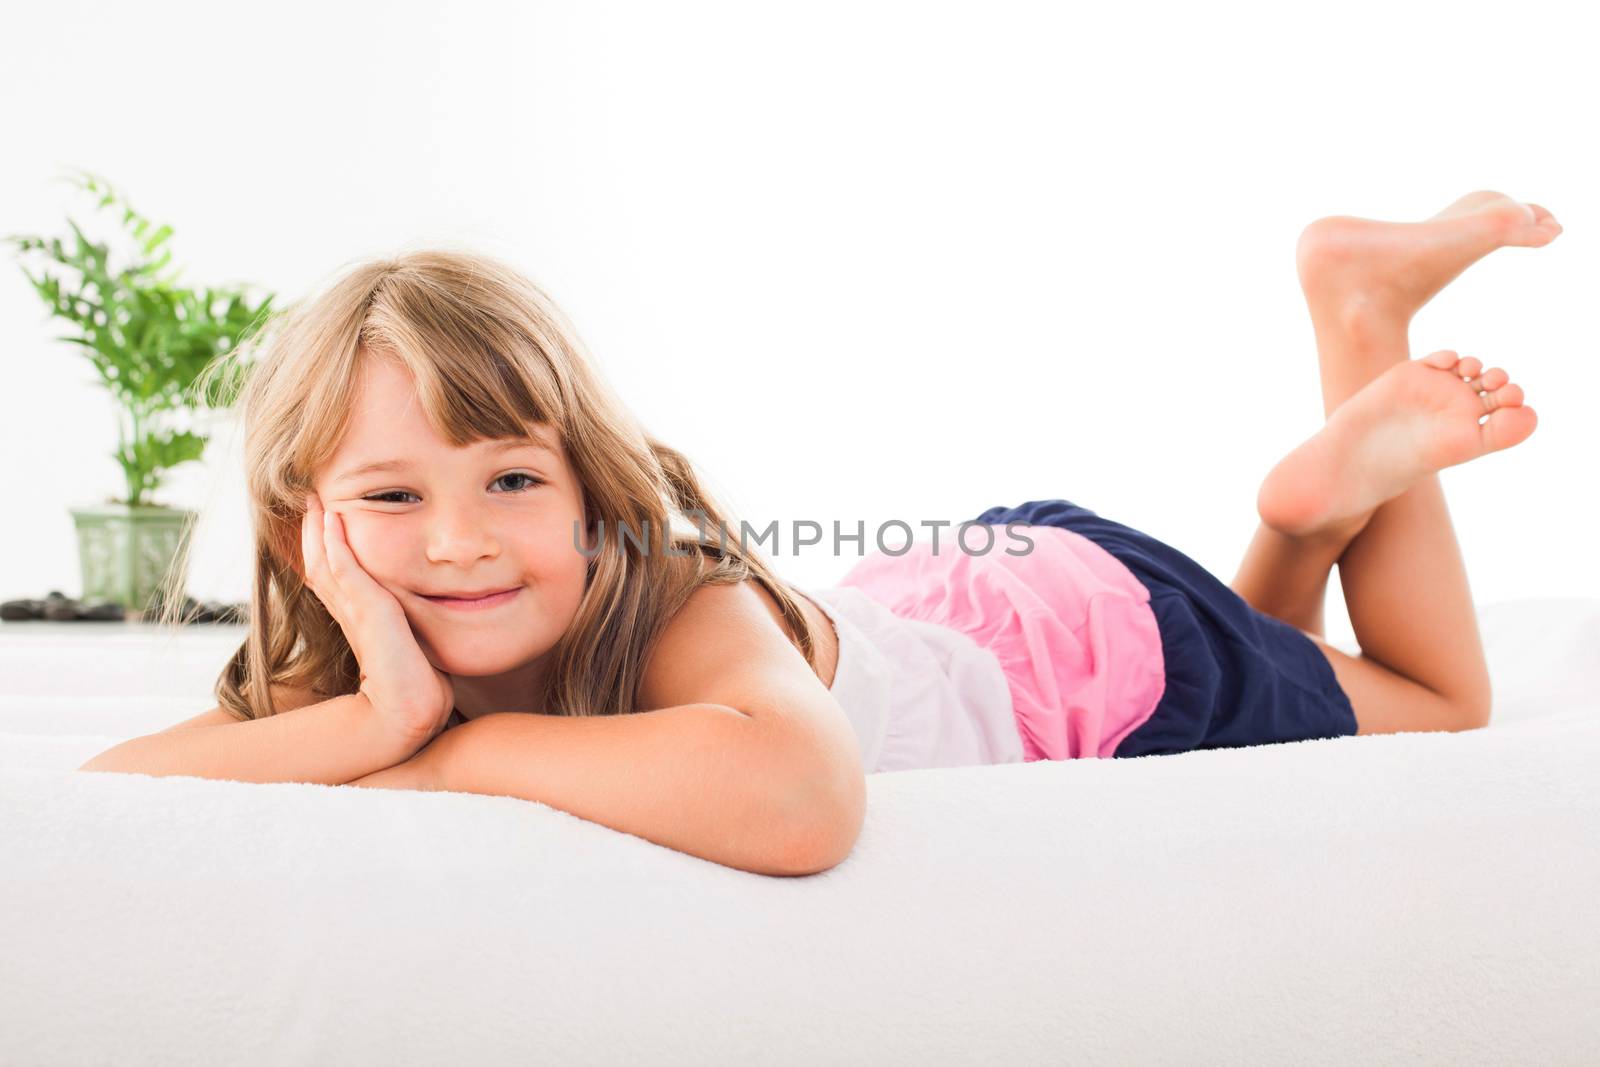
[1256,350,1538,538]
[1296,191,1562,334]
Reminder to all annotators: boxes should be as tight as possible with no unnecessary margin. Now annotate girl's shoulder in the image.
[637,578,839,712]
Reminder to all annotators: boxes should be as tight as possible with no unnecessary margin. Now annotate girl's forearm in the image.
[76,693,418,786]
[423,705,853,877]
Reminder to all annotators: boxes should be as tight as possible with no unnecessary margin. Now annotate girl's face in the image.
[311,355,594,690]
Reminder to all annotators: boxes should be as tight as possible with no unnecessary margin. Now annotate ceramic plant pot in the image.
[68,505,197,618]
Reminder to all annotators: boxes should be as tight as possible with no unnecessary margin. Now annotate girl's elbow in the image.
[781,776,866,876]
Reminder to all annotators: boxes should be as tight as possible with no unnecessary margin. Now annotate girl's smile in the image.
[417,586,523,611]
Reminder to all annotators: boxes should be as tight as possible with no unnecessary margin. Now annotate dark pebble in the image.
[0,592,242,624]
[43,595,82,621]
[0,599,44,621]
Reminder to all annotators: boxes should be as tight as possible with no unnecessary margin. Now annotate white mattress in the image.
[1,599,1596,1064]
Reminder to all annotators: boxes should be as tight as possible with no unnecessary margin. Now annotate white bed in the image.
[1,599,1596,1065]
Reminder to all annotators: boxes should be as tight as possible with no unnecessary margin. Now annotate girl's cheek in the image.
[340,514,408,581]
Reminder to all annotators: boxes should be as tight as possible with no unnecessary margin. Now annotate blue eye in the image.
[494,473,545,493]
[363,490,418,504]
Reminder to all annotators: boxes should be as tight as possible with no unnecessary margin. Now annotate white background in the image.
[3,0,1595,648]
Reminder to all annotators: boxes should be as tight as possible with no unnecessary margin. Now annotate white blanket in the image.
[2,599,1597,1065]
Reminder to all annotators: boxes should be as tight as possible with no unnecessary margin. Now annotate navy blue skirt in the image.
[970,498,1359,757]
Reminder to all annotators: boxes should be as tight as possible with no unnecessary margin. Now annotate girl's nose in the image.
[424,506,500,565]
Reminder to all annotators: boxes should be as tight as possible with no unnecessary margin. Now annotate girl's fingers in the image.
[301,496,340,617]
[321,508,389,612]
[322,509,358,585]
[301,495,327,589]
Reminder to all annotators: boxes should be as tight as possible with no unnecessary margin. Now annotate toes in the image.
[1456,356,1483,380]
[1483,382,1525,412]
[1512,201,1563,246]
[1423,349,1459,370]
[1475,367,1510,392]
[1480,404,1538,453]
[1528,202,1560,227]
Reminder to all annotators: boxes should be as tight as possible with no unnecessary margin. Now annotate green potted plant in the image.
[7,171,275,618]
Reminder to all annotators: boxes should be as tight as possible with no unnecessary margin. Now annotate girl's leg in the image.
[1280,343,1495,735]
[1227,192,1559,734]
[1227,516,1360,639]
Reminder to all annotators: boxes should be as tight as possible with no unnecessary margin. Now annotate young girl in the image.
[80,190,1559,877]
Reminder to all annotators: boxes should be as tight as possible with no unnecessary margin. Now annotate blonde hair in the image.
[200,248,819,721]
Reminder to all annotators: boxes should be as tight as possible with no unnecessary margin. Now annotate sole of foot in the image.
[1257,349,1537,539]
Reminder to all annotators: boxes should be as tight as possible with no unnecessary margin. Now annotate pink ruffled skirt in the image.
[836,523,1167,760]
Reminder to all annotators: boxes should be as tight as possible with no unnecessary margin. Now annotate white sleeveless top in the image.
[802,585,1025,773]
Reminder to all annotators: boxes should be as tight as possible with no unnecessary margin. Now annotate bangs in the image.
[358,269,571,450]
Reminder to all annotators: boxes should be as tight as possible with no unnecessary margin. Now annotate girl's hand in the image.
[301,494,455,749]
